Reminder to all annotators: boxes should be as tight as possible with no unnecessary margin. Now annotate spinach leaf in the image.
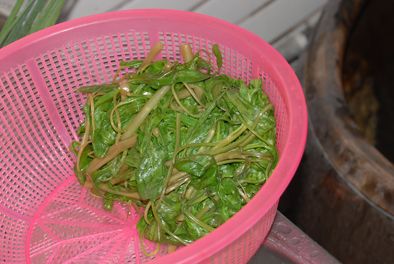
[136,144,167,200]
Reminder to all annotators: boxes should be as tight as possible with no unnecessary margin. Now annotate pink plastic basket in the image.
[0,9,307,264]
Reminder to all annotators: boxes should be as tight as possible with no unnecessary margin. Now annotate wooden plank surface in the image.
[192,0,271,24]
[118,0,205,10]
[65,0,130,20]
[63,0,327,44]
[239,0,327,42]
[0,0,327,60]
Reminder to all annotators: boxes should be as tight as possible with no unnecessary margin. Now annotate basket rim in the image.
[0,9,307,264]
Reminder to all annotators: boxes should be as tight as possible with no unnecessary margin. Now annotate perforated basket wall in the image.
[0,10,307,264]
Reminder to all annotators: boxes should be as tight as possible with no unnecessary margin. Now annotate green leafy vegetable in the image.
[71,43,278,247]
[212,44,223,70]
[136,144,167,200]
[0,0,65,48]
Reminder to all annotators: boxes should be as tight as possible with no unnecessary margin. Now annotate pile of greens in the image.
[71,43,278,246]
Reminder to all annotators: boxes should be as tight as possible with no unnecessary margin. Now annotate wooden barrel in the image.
[279,0,394,263]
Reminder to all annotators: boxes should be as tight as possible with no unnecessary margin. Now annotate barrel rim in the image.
[303,0,394,216]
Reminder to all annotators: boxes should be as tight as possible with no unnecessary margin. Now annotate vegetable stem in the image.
[138,42,163,73]
[98,184,141,200]
[183,209,214,232]
[183,82,204,106]
[168,171,188,185]
[86,135,137,175]
[211,124,248,152]
[180,44,193,63]
[166,177,190,194]
[140,233,161,257]
[159,113,181,201]
[144,201,152,225]
[88,94,96,132]
[171,84,199,117]
[121,85,170,140]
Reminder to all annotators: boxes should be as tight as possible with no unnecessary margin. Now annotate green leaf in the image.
[137,213,162,242]
[212,44,223,70]
[77,83,118,94]
[0,0,24,46]
[3,0,47,46]
[1,0,37,46]
[116,96,147,127]
[103,192,115,210]
[138,69,210,88]
[30,0,65,33]
[184,216,208,240]
[0,0,65,47]
[92,104,116,157]
[136,145,166,200]
[145,60,167,74]
[120,60,143,68]
[92,155,123,183]
[175,155,213,178]
[174,69,210,83]
[184,102,217,144]
[157,192,182,229]
[75,169,86,186]
[217,178,243,220]
[124,148,141,168]
[192,163,218,190]
[79,145,93,172]
[175,155,218,190]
